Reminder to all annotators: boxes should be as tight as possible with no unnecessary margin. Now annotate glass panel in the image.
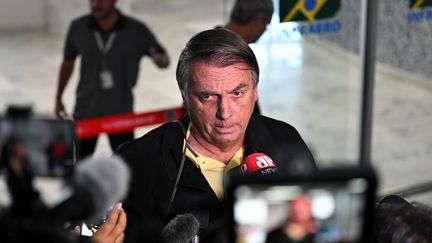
[224,0,432,203]
[373,0,432,204]
[224,0,364,167]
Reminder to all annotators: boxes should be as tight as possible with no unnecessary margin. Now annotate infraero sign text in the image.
[279,0,342,37]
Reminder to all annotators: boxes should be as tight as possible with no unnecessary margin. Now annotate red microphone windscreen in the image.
[241,153,277,175]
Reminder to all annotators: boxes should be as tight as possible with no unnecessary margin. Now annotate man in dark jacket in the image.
[116,28,316,243]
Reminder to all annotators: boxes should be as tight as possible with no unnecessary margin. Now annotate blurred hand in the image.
[91,203,127,243]
[55,98,68,119]
[149,48,169,68]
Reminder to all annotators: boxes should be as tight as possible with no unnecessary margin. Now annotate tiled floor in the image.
[0,0,431,203]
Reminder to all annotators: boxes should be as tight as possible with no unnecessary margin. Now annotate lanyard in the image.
[94,31,116,69]
[94,31,117,55]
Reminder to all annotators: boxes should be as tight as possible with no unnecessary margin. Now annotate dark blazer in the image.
[116,114,316,243]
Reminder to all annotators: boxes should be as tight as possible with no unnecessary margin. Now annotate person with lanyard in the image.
[115,28,316,243]
[54,0,169,159]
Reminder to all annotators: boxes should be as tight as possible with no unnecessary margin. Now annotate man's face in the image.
[90,0,116,19]
[186,62,257,148]
[290,197,312,224]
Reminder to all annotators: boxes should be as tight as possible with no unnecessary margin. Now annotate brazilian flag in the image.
[280,0,341,23]
[410,0,432,10]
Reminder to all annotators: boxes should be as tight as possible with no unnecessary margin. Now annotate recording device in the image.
[241,153,278,175]
[0,109,77,242]
[0,116,75,178]
[0,154,130,242]
[225,168,377,243]
[0,108,130,241]
[160,213,200,243]
[0,111,75,216]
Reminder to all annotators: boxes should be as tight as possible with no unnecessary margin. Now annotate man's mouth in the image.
[214,124,234,133]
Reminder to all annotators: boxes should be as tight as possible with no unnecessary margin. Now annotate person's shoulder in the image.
[249,114,307,146]
[115,121,183,171]
[119,122,169,146]
[265,227,286,242]
[250,114,317,172]
[121,14,149,30]
[116,121,180,154]
[70,14,92,26]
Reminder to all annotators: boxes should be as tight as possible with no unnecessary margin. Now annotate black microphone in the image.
[49,155,130,224]
[160,213,200,243]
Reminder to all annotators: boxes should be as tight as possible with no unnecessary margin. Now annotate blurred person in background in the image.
[265,195,316,243]
[222,0,274,114]
[55,0,169,159]
[224,0,274,44]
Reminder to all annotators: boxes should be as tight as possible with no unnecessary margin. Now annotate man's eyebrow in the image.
[193,83,249,94]
[231,83,248,92]
[195,88,214,94]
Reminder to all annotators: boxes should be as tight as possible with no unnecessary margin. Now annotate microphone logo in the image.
[255,155,276,168]
[241,153,278,175]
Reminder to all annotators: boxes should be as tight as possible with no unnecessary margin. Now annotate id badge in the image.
[100,70,114,89]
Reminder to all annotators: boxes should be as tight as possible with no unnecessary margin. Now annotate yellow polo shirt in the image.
[184,127,243,199]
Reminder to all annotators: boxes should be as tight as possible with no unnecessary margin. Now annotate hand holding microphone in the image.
[241,153,278,175]
[91,203,127,243]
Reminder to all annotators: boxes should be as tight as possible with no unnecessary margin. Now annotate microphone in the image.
[49,155,130,224]
[160,213,200,243]
[241,153,278,175]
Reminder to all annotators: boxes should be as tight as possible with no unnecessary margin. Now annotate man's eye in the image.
[201,94,212,100]
[233,90,243,97]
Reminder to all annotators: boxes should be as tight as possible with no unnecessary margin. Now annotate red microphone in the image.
[241,153,278,175]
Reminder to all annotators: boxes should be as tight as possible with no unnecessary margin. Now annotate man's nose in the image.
[217,96,233,120]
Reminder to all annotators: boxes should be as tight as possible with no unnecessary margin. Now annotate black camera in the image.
[0,106,75,178]
[0,106,80,242]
